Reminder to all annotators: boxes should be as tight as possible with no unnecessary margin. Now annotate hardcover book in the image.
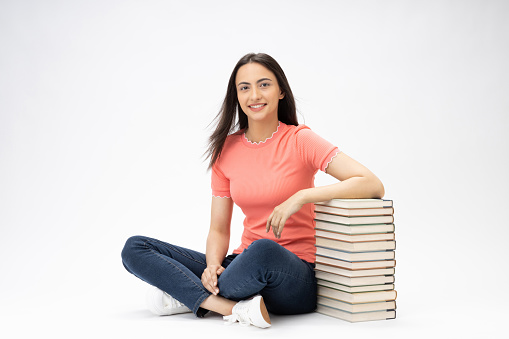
[315,229,395,242]
[314,269,395,286]
[315,205,394,216]
[315,212,394,225]
[315,236,396,252]
[316,199,393,209]
[317,278,394,293]
[315,263,395,277]
[317,303,396,322]
[315,246,395,262]
[315,254,396,270]
[317,284,397,303]
[315,219,395,235]
[317,295,396,313]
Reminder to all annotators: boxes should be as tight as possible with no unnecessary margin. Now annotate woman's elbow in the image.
[367,175,385,199]
[374,178,385,199]
[376,181,385,199]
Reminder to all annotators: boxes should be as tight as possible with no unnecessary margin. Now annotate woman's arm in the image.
[201,196,233,295]
[299,152,385,203]
[266,152,384,238]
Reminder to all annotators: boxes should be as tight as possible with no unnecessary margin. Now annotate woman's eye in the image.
[260,83,270,88]
[241,86,249,91]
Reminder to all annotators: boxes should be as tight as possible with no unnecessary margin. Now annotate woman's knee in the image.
[247,238,280,252]
[242,239,284,265]
[121,235,146,267]
[247,238,282,254]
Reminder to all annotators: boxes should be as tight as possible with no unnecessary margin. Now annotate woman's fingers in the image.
[273,221,286,239]
[201,267,219,295]
[266,212,274,233]
[272,220,279,238]
[277,219,287,239]
[266,193,305,239]
[200,271,211,293]
[272,215,286,239]
[266,211,287,239]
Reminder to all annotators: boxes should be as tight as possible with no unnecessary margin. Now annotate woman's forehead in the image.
[236,63,276,83]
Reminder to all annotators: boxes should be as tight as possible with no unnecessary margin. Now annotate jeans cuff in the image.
[196,307,210,318]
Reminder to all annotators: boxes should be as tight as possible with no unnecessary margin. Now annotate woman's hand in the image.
[266,192,305,239]
[201,264,225,295]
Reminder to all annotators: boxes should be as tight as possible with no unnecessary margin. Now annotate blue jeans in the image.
[121,236,317,317]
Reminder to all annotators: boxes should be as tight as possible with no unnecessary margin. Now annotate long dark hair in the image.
[205,53,298,169]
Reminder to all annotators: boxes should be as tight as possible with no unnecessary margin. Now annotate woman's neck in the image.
[245,118,280,144]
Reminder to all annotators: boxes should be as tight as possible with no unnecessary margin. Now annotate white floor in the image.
[3,278,505,339]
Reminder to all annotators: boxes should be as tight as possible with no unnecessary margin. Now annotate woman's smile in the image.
[248,103,267,112]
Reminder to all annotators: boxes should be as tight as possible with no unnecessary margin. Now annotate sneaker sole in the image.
[259,297,271,325]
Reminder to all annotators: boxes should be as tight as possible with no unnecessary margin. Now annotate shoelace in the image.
[223,303,252,326]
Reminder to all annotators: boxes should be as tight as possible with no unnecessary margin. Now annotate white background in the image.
[1,0,508,337]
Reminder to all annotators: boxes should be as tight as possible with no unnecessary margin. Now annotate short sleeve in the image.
[211,160,231,198]
[295,126,341,172]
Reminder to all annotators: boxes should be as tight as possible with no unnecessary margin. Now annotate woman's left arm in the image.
[266,152,384,238]
[299,152,385,202]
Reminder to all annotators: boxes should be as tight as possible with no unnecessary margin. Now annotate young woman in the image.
[121,53,384,328]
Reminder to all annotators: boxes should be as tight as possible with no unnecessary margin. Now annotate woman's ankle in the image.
[200,294,236,316]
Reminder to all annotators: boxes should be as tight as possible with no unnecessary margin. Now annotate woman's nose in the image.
[250,87,261,101]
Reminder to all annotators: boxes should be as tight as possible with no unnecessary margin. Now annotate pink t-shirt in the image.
[211,121,340,263]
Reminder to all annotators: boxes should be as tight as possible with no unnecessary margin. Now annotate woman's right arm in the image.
[201,196,233,295]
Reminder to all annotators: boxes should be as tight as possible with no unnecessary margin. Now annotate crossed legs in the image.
[121,236,316,317]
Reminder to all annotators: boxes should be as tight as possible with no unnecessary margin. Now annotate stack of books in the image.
[313,198,397,322]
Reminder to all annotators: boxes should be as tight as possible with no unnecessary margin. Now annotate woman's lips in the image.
[248,103,267,112]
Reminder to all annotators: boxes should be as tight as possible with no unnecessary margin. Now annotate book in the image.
[314,269,395,286]
[318,285,397,303]
[317,295,396,313]
[315,263,394,277]
[315,237,396,252]
[316,199,393,209]
[316,254,396,270]
[317,279,394,293]
[314,198,398,322]
[315,219,395,235]
[316,246,395,261]
[317,303,396,322]
[315,229,395,242]
[315,205,394,216]
[315,212,394,225]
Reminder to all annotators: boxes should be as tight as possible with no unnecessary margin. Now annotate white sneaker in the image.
[145,286,192,316]
[223,295,271,328]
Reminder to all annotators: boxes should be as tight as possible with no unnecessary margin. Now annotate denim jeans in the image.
[121,236,317,317]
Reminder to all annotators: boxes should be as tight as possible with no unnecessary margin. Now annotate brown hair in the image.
[205,53,298,169]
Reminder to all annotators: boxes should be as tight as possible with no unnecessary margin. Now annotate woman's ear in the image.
[279,92,285,100]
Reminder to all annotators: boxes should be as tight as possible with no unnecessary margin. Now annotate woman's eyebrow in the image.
[237,78,273,86]
[256,78,272,83]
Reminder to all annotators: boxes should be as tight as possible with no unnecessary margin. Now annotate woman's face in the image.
[235,62,285,123]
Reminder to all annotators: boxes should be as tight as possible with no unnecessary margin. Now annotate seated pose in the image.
[121,53,385,328]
